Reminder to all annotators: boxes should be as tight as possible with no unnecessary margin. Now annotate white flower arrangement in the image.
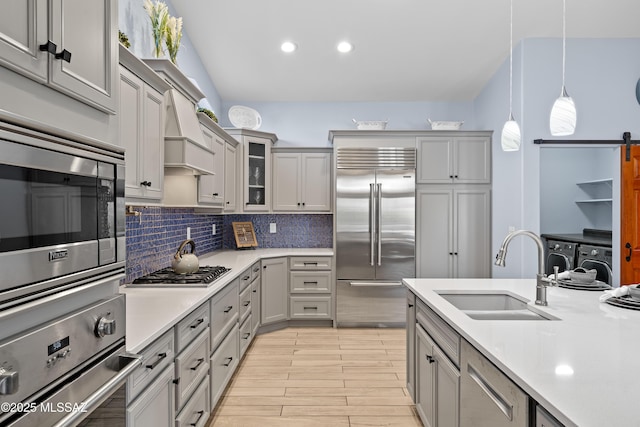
[165,16,183,65]
[143,0,169,58]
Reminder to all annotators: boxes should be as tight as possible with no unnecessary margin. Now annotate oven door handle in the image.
[52,353,142,427]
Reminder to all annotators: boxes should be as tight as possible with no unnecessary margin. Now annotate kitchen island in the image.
[403,278,640,427]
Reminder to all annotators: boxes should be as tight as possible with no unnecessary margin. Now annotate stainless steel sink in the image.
[437,292,558,321]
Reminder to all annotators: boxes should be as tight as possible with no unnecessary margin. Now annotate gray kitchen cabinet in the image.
[416,186,491,278]
[0,0,118,113]
[536,405,564,427]
[272,149,332,212]
[261,257,289,324]
[175,377,209,427]
[460,338,528,427]
[126,364,175,427]
[119,47,171,203]
[198,113,226,207]
[210,323,239,410]
[224,140,239,212]
[415,298,461,427]
[406,291,416,401]
[210,278,239,353]
[288,256,334,320]
[251,267,262,336]
[226,129,278,212]
[417,133,491,184]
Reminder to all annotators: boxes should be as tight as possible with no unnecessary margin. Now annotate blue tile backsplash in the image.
[125,207,333,283]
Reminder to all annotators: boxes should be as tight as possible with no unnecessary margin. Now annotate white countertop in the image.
[121,248,333,353]
[403,278,640,427]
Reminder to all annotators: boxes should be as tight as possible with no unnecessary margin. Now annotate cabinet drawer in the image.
[239,284,252,324]
[416,299,460,367]
[239,315,252,358]
[210,324,239,410]
[175,329,209,411]
[211,279,239,353]
[290,271,331,293]
[175,302,209,354]
[127,329,174,402]
[250,261,261,283]
[175,376,209,427]
[289,256,332,270]
[290,296,332,319]
[239,267,252,292]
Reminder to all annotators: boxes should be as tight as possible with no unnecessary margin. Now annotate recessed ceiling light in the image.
[281,41,297,53]
[337,41,353,53]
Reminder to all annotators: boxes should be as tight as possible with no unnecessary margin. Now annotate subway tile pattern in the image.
[223,214,333,249]
[125,206,223,283]
[125,208,333,283]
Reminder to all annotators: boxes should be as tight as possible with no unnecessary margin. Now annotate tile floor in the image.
[206,327,423,427]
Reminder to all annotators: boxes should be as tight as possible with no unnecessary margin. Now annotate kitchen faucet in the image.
[495,229,556,306]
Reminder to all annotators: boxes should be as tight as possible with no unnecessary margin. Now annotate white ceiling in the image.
[171,0,640,103]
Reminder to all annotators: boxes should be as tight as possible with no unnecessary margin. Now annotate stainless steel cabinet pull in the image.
[190,410,205,427]
[223,306,233,313]
[190,318,204,329]
[190,358,205,371]
[223,357,233,367]
[146,352,167,369]
[468,363,514,421]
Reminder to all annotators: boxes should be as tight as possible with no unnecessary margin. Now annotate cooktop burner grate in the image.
[130,266,232,287]
[605,295,640,311]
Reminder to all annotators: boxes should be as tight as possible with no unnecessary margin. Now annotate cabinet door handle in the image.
[190,410,205,427]
[467,363,514,421]
[189,358,205,371]
[39,40,57,54]
[242,332,251,339]
[145,352,167,369]
[303,262,318,266]
[54,49,72,63]
[408,303,414,308]
[243,275,250,281]
[303,306,318,310]
[253,267,260,273]
[223,357,233,367]
[303,281,318,285]
[212,193,219,196]
[425,355,435,364]
[189,318,204,329]
[223,306,233,313]
[243,301,250,307]
[140,180,152,187]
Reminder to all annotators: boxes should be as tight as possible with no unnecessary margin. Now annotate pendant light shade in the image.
[550,0,576,136]
[501,0,521,151]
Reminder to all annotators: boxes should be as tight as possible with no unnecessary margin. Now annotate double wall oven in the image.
[0,122,140,427]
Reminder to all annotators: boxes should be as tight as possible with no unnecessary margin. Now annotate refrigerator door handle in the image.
[377,183,382,266]
[370,183,375,266]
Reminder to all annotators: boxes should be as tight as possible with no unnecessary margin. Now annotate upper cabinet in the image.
[0,0,118,113]
[417,133,491,184]
[272,149,332,212]
[226,129,278,213]
[198,113,232,208]
[224,140,239,212]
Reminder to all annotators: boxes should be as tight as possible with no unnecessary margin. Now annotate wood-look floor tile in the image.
[239,359,292,366]
[342,367,406,374]
[220,396,347,406]
[207,416,350,427]
[231,379,345,388]
[293,349,387,355]
[347,396,414,406]
[223,387,285,396]
[349,415,423,427]
[215,406,283,416]
[281,405,415,416]
[284,387,407,397]
[345,380,407,388]
[287,372,398,380]
[291,359,392,367]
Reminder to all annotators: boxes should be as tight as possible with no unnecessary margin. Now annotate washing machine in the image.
[544,239,577,276]
[577,244,613,285]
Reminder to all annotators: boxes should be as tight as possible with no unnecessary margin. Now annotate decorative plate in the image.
[228,105,262,130]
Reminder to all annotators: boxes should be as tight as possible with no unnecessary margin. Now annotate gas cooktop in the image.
[128,266,232,288]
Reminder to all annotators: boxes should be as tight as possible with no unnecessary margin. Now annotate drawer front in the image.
[210,324,239,410]
[239,284,252,324]
[175,329,209,411]
[175,301,210,354]
[417,299,460,367]
[239,315,252,358]
[250,261,261,283]
[290,296,332,319]
[289,256,332,270]
[211,279,239,353]
[290,271,331,293]
[175,376,210,427]
[127,329,174,402]
[239,267,252,292]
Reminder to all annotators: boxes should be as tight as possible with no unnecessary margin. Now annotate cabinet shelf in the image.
[576,178,613,187]
[575,199,612,204]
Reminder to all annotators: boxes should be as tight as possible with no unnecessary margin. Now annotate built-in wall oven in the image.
[0,123,125,307]
[0,122,137,427]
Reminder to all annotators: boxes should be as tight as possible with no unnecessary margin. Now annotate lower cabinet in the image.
[406,291,416,401]
[210,323,240,409]
[416,323,460,427]
[261,257,288,324]
[126,364,175,427]
[175,377,210,427]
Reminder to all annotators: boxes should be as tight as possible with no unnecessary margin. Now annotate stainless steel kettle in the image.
[172,239,199,274]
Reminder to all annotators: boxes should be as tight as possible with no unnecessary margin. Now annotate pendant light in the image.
[501,0,521,151]
[549,0,576,136]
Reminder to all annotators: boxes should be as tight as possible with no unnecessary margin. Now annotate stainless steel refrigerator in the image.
[335,147,415,326]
